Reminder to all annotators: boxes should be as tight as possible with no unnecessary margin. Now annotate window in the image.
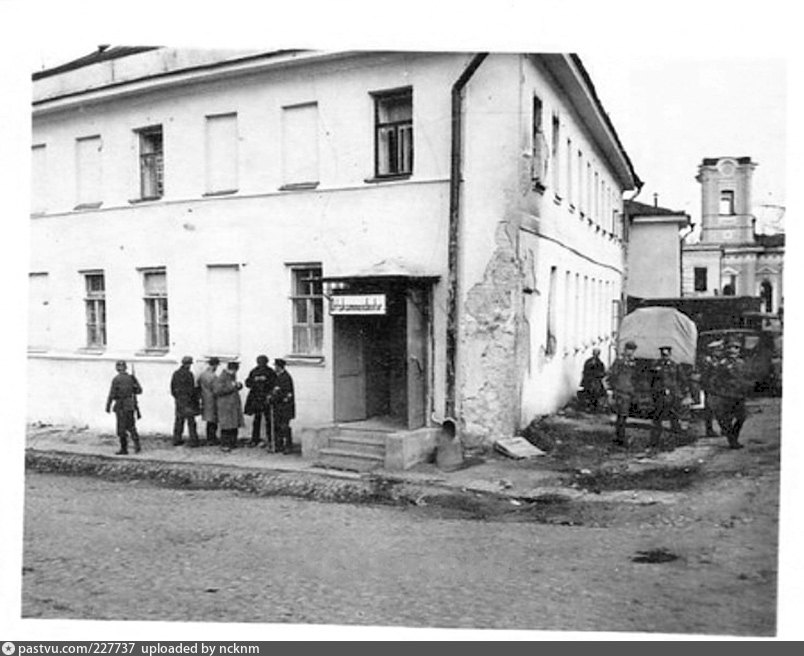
[577,151,584,213]
[546,266,558,356]
[84,272,106,348]
[206,265,240,355]
[551,114,560,194]
[142,269,169,350]
[719,189,735,215]
[31,144,47,213]
[694,267,708,292]
[205,113,238,194]
[566,138,573,206]
[531,96,547,188]
[76,135,102,207]
[374,88,413,177]
[290,266,323,355]
[28,272,50,351]
[282,103,319,187]
[137,126,164,199]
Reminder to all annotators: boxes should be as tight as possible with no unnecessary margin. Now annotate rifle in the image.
[131,363,143,420]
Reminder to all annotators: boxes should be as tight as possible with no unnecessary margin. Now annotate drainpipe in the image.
[679,218,695,296]
[445,53,488,420]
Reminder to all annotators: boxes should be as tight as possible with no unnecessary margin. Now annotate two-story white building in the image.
[29,47,639,464]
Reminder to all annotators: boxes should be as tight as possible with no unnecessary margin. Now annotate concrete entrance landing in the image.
[301,417,440,472]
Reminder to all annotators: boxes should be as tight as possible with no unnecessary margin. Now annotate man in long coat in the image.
[606,340,638,446]
[580,348,607,412]
[214,360,244,451]
[271,358,296,455]
[171,355,200,447]
[198,356,221,445]
[105,360,142,455]
[244,355,277,449]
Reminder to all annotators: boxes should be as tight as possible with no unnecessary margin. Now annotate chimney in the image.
[653,193,658,208]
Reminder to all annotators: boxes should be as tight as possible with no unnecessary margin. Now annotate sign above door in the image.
[330,294,387,315]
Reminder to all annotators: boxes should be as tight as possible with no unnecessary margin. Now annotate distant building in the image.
[681,157,784,313]
[624,198,690,299]
[28,48,639,456]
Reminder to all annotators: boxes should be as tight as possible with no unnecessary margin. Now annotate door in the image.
[333,317,367,422]
[406,287,428,429]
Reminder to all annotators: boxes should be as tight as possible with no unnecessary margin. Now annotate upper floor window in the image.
[551,114,561,195]
[142,269,169,350]
[205,113,239,195]
[290,265,323,355]
[694,267,708,292]
[281,103,319,187]
[75,135,102,208]
[719,189,735,215]
[31,144,47,213]
[137,126,164,200]
[373,88,413,177]
[531,95,547,189]
[84,272,106,349]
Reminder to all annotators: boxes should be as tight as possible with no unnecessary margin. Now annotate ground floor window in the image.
[290,265,323,355]
[142,269,169,350]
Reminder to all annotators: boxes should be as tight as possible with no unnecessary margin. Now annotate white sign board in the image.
[330,294,387,315]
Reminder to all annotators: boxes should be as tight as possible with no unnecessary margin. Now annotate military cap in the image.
[181,355,193,365]
[274,358,287,367]
[207,356,220,366]
[659,345,672,351]
[115,360,127,368]
[726,338,742,348]
[624,340,637,350]
[226,360,240,370]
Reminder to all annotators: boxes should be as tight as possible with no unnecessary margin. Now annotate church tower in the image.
[696,156,756,244]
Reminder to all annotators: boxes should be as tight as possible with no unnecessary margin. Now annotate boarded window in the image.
[28,272,50,350]
[205,114,239,193]
[206,265,240,355]
[282,103,319,185]
[76,136,102,206]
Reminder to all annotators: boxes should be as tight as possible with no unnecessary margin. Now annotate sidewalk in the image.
[24,411,726,509]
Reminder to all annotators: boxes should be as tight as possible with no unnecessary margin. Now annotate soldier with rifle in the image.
[105,360,143,455]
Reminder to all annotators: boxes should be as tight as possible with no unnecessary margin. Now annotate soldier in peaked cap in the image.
[649,345,688,448]
[105,360,142,455]
[607,340,639,446]
[699,340,724,437]
[171,355,200,447]
[710,338,751,449]
[271,359,296,455]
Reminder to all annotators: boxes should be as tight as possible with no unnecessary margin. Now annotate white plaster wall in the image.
[29,51,474,433]
[628,221,682,298]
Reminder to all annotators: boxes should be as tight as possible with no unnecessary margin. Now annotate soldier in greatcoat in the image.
[105,360,142,455]
[710,338,752,449]
[198,356,221,445]
[214,360,244,451]
[649,345,688,447]
[699,340,724,437]
[271,359,296,455]
[606,340,638,446]
[244,355,277,449]
[170,355,200,447]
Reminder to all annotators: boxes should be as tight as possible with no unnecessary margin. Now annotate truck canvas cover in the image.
[618,307,698,365]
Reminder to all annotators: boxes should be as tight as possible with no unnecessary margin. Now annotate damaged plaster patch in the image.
[461,222,524,444]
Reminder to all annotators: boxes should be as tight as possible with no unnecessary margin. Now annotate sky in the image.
[2,0,803,641]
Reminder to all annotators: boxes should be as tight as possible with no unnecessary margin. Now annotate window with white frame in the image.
[205,113,239,194]
[374,88,413,177]
[282,103,319,186]
[76,135,102,207]
[137,126,164,199]
[142,269,169,350]
[84,272,106,349]
[31,144,47,213]
[290,265,323,355]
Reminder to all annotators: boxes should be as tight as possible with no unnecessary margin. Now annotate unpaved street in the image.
[22,399,781,636]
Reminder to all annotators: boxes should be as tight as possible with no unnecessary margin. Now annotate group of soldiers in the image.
[105,355,296,456]
[581,337,751,450]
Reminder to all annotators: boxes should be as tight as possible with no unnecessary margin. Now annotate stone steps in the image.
[316,447,385,472]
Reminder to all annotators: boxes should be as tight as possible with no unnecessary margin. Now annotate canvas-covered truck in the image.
[626,295,763,332]
[615,307,699,420]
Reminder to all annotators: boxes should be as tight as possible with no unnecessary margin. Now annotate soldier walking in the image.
[649,345,687,448]
[105,360,142,455]
[607,340,638,446]
[710,338,751,449]
[700,340,724,437]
